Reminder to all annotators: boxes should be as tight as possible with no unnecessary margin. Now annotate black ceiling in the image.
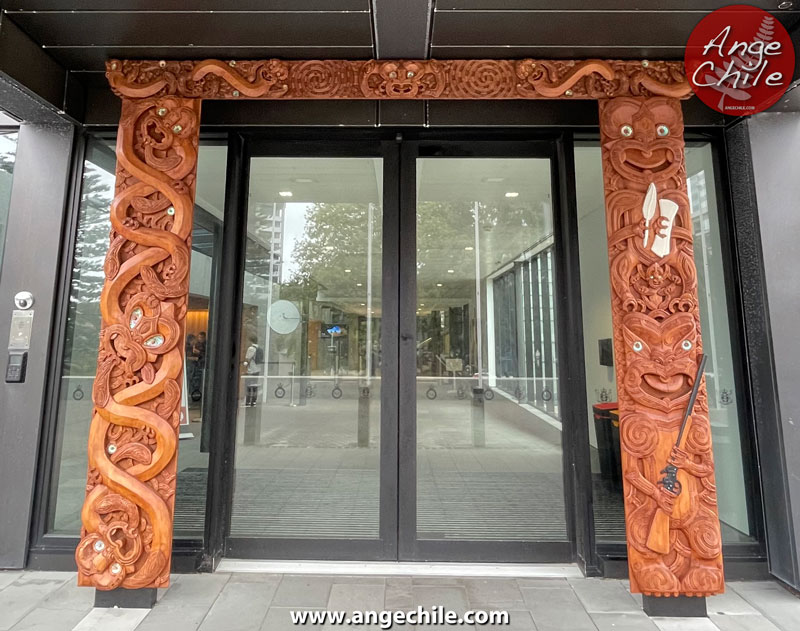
[1,0,797,74]
[0,1,797,122]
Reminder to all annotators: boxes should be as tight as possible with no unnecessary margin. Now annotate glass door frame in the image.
[205,133,401,562]
[203,131,596,570]
[397,136,595,567]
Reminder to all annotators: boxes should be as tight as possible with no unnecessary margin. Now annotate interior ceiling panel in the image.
[438,1,783,9]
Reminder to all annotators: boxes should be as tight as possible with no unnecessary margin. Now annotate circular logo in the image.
[685,4,796,115]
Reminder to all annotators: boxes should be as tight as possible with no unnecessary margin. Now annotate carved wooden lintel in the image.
[598,96,724,597]
[75,97,201,590]
[106,58,691,101]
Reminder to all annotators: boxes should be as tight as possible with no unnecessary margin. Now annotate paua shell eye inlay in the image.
[129,307,143,329]
[143,334,164,348]
[94,540,105,552]
[633,341,643,352]
[682,339,692,351]
[110,563,122,575]
[657,124,670,137]
[621,125,634,137]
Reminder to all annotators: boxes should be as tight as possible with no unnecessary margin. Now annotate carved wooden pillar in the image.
[598,96,724,597]
[75,97,201,589]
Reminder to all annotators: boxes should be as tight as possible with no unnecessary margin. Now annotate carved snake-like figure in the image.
[75,97,200,589]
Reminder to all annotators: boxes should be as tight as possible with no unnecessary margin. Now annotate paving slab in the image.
[197,577,278,631]
[260,607,324,631]
[591,612,660,631]
[156,573,231,608]
[8,606,90,631]
[463,578,526,609]
[134,602,210,631]
[706,588,760,615]
[709,612,783,631]
[569,577,641,613]
[384,577,413,610]
[729,580,800,631]
[0,572,23,592]
[72,608,149,631]
[516,577,568,589]
[652,617,720,631]
[521,586,597,631]
[412,584,470,614]
[271,575,333,608]
[0,573,71,630]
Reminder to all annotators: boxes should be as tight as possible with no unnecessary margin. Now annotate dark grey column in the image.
[0,121,76,568]
[738,111,800,590]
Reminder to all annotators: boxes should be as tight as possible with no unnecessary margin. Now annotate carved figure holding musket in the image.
[599,96,724,597]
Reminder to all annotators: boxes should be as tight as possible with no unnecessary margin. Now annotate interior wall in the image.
[575,146,616,450]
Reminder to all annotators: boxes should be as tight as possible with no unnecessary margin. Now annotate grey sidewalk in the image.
[1,570,799,631]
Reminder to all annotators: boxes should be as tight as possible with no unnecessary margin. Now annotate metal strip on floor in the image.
[216,559,583,578]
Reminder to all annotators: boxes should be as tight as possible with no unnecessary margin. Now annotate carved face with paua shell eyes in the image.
[602,97,684,187]
[364,60,443,99]
[622,312,698,414]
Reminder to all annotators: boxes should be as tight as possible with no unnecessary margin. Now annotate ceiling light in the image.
[465,246,474,251]
[505,192,519,198]
[344,269,352,273]
[294,178,315,183]
[436,283,443,287]
[483,177,505,183]
[420,303,424,307]
[447,269,455,274]
[278,191,293,197]
[361,303,366,306]
[356,282,363,287]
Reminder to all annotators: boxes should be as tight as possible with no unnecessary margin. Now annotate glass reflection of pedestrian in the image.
[195,331,207,368]
[243,335,263,406]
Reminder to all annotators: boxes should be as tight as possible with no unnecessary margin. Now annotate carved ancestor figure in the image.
[598,96,724,597]
[75,97,201,589]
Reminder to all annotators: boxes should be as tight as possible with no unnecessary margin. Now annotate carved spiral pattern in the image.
[291,60,351,98]
[599,97,723,597]
[447,60,516,98]
[620,413,659,458]
[76,97,201,590]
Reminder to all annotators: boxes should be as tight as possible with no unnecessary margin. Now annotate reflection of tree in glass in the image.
[291,202,382,299]
[62,164,114,375]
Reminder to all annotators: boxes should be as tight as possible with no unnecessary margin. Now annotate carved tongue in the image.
[643,373,684,393]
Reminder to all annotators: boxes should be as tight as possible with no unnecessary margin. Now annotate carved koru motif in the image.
[599,96,724,597]
[106,58,691,101]
[76,97,200,590]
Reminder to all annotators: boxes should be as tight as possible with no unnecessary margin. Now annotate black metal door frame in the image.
[203,130,594,567]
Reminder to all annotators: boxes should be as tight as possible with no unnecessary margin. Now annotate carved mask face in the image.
[603,97,684,186]
[622,312,698,413]
[378,61,426,98]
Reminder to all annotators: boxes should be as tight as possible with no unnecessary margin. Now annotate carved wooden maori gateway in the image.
[78,57,723,597]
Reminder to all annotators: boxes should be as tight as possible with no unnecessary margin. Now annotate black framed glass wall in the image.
[0,127,19,270]
[42,135,229,541]
[574,139,761,546]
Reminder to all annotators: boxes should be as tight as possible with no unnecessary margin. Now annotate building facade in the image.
[0,0,798,606]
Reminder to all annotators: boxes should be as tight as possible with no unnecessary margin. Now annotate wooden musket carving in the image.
[598,96,724,597]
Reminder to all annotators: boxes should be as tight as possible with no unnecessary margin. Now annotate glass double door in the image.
[225,138,570,561]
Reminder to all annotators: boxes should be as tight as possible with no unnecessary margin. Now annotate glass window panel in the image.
[47,137,227,537]
[575,142,755,543]
[0,130,19,270]
[230,157,383,539]
[415,157,566,541]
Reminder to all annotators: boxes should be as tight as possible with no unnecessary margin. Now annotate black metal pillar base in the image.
[642,595,707,617]
[471,387,486,447]
[95,587,157,609]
